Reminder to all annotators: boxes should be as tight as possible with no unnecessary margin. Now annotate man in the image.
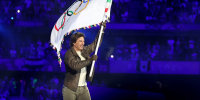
[62,22,106,100]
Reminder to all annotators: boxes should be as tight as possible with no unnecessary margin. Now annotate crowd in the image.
[0,39,72,59]
[1,0,200,72]
[1,36,200,61]
[1,0,199,24]
[144,0,200,23]
[0,75,63,100]
[0,40,64,72]
[111,37,200,61]
[0,0,72,25]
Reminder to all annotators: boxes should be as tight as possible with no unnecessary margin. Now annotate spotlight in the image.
[17,10,21,13]
[11,17,14,20]
[110,55,114,58]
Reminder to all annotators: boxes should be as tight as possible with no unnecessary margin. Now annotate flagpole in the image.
[89,23,105,77]
[89,0,112,77]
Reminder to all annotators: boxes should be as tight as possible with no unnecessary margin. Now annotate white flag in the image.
[50,0,113,65]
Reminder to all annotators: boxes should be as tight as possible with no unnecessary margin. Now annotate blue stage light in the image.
[11,17,14,20]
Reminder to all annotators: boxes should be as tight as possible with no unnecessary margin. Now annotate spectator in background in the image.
[151,42,160,60]
[115,45,124,60]
[130,43,140,60]
[28,43,36,59]
[10,44,17,58]
[175,38,183,60]
[19,43,27,58]
[0,76,9,99]
[112,0,130,22]
[37,41,45,59]
[9,77,17,96]
[167,39,175,60]
[144,42,152,60]
[49,76,60,99]
[24,0,32,8]
[187,40,198,60]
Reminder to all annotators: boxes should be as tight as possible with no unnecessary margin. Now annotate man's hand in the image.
[101,21,106,28]
[90,55,98,61]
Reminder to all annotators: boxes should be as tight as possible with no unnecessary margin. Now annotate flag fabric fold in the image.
[50,0,112,66]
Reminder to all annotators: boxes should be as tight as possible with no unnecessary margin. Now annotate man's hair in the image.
[70,32,85,47]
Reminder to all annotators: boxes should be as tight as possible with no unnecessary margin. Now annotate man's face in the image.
[73,37,85,51]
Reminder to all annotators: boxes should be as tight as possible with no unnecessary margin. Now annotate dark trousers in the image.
[62,85,91,100]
